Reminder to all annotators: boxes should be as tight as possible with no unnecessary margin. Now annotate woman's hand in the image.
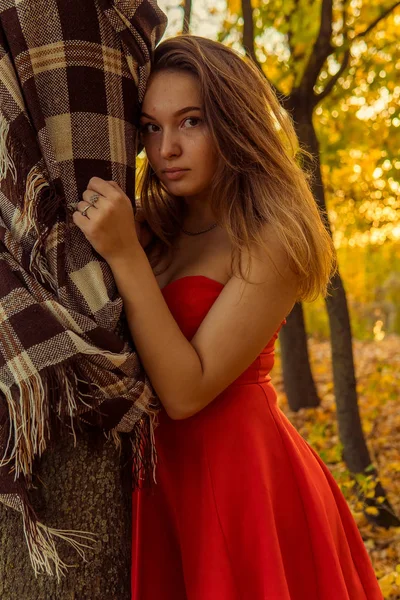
[73,177,140,264]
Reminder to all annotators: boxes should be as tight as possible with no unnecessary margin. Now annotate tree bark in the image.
[182,0,192,34]
[242,0,258,65]
[283,92,399,526]
[279,303,320,410]
[290,95,372,471]
[0,430,132,599]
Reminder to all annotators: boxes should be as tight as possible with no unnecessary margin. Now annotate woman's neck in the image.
[182,197,216,231]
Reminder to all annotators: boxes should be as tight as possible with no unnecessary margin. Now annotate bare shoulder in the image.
[236,222,299,292]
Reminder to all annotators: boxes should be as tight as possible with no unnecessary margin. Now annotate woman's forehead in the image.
[142,71,201,115]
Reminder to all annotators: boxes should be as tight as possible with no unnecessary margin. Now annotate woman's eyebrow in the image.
[140,106,202,120]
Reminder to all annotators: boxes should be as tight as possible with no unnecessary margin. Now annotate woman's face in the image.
[140,70,217,201]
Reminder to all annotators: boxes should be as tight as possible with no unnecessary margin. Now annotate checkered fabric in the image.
[0,0,166,579]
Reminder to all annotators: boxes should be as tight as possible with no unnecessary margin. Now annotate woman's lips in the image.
[163,169,189,181]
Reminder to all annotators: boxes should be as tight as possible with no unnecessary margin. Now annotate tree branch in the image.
[241,0,291,106]
[314,1,400,104]
[242,0,258,66]
[356,1,400,39]
[182,0,192,35]
[314,47,350,105]
[299,0,333,96]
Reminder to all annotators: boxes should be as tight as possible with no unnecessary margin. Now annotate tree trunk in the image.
[0,429,132,599]
[325,273,372,471]
[290,97,399,525]
[279,303,320,410]
[291,96,372,471]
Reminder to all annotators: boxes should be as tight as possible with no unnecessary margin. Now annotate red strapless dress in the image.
[131,275,382,600]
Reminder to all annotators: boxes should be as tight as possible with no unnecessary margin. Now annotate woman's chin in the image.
[164,182,196,196]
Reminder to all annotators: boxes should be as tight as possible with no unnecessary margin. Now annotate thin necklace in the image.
[181,222,218,236]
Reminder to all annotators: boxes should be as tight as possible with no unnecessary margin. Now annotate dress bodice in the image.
[161,275,285,386]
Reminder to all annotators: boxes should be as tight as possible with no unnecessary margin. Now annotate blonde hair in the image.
[138,35,336,301]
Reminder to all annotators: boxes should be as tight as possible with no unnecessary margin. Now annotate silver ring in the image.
[81,204,92,218]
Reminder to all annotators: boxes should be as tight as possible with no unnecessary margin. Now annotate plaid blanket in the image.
[0,0,166,580]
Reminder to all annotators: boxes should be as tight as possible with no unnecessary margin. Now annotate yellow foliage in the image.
[226,0,240,14]
[365,506,379,516]
[378,571,400,598]
[227,0,262,15]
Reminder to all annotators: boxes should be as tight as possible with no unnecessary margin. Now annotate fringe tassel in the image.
[106,414,158,488]
[106,394,158,487]
[21,165,57,292]
[106,428,122,454]
[20,499,97,582]
[0,114,17,183]
[107,376,159,490]
[0,360,158,484]
[0,373,49,478]
[0,365,82,480]
[127,413,158,489]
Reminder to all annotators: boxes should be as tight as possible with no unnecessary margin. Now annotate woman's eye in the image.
[182,117,201,128]
[141,123,159,134]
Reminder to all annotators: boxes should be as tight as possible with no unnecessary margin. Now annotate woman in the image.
[73,35,382,600]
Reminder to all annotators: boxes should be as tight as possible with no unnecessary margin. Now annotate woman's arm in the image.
[109,246,207,419]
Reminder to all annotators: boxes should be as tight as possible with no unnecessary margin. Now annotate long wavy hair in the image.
[138,35,336,301]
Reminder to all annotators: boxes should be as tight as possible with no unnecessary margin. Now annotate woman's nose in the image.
[159,130,181,159]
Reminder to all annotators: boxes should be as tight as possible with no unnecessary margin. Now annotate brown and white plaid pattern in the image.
[0,0,166,579]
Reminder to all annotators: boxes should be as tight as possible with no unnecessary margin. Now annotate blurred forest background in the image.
[152,0,400,596]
